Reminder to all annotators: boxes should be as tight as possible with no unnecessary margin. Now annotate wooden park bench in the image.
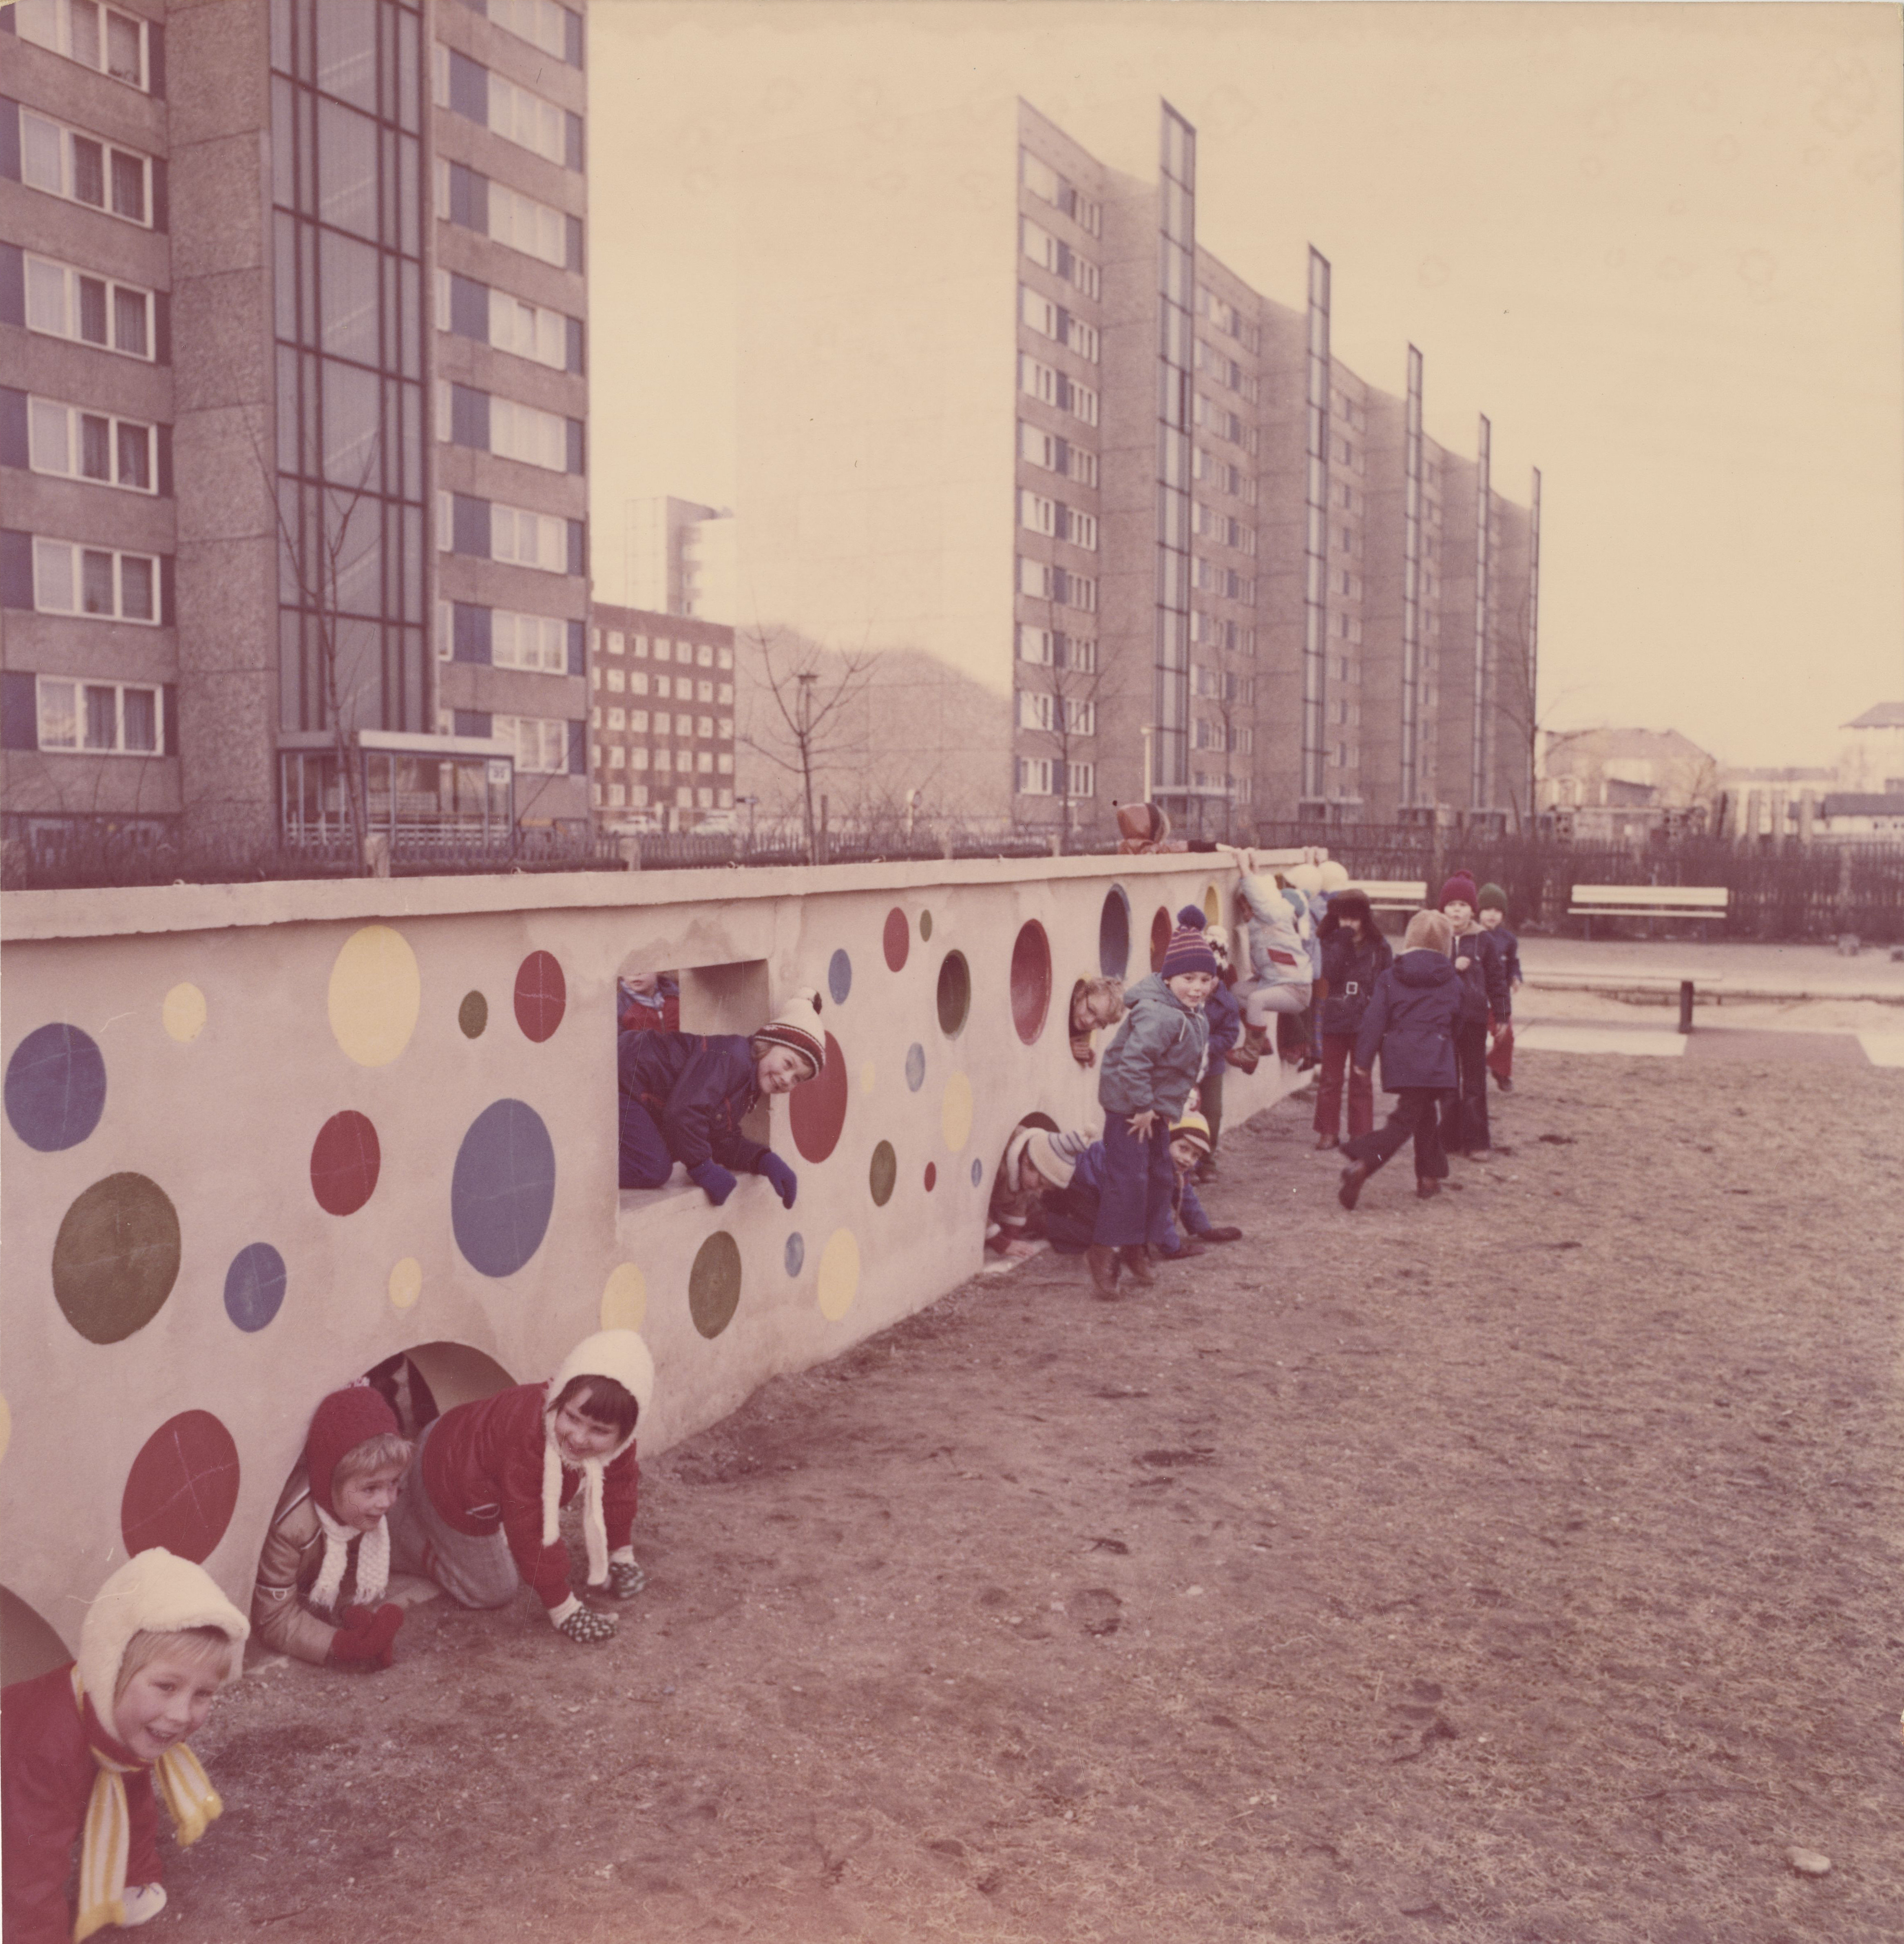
[1522,968,1724,1034]
[1568,883,1729,941]
[1345,879,1428,915]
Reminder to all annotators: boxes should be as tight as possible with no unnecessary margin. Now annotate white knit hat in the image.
[751,988,825,1078]
[541,1331,655,1586]
[78,1550,249,1713]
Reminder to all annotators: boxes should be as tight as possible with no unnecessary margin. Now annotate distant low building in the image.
[1836,702,1904,797]
[1809,793,1904,838]
[1537,727,1717,841]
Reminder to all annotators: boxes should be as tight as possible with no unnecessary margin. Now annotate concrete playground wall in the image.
[0,855,1304,1667]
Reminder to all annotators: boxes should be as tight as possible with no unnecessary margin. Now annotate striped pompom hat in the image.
[752,988,826,1078]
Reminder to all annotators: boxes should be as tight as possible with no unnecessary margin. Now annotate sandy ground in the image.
[149,1045,1902,1944]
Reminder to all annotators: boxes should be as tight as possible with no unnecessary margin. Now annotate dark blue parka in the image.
[1354,950,1462,1092]
[617,1031,768,1173]
[1449,925,1511,1027]
[1318,929,1395,1038]
[1203,979,1242,1060]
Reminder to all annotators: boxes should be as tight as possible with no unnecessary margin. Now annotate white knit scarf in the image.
[307,1504,389,1617]
[541,1441,609,1586]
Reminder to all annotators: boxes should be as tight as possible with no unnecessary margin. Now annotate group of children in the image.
[3,1327,657,1939]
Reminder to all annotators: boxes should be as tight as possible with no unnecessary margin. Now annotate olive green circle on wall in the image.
[688,1231,743,1340]
[458,991,488,1038]
[919,910,933,941]
[52,1173,182,1344]
[869,1140,898,1207]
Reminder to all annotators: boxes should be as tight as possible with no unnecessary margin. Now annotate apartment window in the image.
[474,0,579,64]
[628,709,648,732]
[1017,690,1055,733]
[27,400,156,493]
[606,742,624,768]
[607,631,624,654]
[716,682,733,704]
[1065,762,1095,798]
[716,715,733,738]
[696,715,713,739]
[1062,634,1097,673]
[1016,624,1053,665]
[435,271,577,371]
[1019,148,1100,236]
[1016,756,1054,796]
[23,256,153,359]
[630,747,649,771]
[604,666,625,692]
[717,754,734,776]
[495,713,570,773]
[606,783,624,807]
[33,673,162,753]
[491,609,568,672]
[32,538,159,621]
[18,112,153,225]
[434,47,576,168]
[441,493,577,573]
[1020,218,1099,300]
[1057,506,1097,551]
[1062,698,1096,735]
[14,0,151,89]
[1019,489,1056,538]
[630,670,649,695]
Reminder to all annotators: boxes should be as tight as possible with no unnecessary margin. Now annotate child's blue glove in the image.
[755,1151,798,1209]
[688,1159,737,1206]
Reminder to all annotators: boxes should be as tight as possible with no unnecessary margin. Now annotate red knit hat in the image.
[304,1384,401,1517]
[1438,872,1479,912]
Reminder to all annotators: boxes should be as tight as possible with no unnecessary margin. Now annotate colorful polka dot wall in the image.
[0,861,1298,1660]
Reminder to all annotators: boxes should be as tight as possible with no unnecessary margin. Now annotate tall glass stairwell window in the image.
[270,0,429,736]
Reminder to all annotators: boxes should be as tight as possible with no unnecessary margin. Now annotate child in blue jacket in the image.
[617,991,823,1206]
[1479,883,1522,1093]
[1337,910,1461,1210]
[1088,920,1214,1295]
[1172,905,1241,1176]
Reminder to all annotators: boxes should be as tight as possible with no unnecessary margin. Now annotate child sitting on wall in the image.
[2,1550,248,1944]
[1231,867,1313,1070]
[385,1330,653,1647]
[617,991,823,1206]
[250,1384,413,1672]
[1068,976,1126,1067]
[1086,918,1214,1297]
[617,970,681,1035]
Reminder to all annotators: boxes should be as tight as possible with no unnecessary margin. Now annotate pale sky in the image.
[588,2,1903,770]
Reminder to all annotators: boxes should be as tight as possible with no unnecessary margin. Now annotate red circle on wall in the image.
[514,950,566,1043]
[882,908,910,972]
[1009,920,1052,1044]
[923,1161,937,1191]
[788,1030,848,1164]
[121,1410,242,1563]
[311,1109,381,1216]
[1150,907,1174,973]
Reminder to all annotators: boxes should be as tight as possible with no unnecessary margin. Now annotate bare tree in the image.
[1014,627,1121,849]
[736,623,878,864]
[249,416,385,874]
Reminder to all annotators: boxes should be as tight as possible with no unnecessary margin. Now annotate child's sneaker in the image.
[122,1886,168,1928]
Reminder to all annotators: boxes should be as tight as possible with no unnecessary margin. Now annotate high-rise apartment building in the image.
[1,0,592,860]
[735,96,1539,840]
[625,494,736,624]
[586,598,734,827]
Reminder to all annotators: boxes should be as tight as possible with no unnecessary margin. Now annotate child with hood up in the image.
[1336,909,1462,1210]
[385,1329,654,1645]
[250,1382,412,1670]
[3,1550,248,1943]
[1313,888,1394,1149]
[617,991,823,1206]
[1086,917,1214,1295]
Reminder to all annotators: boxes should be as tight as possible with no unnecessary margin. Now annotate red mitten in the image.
[327,1602,404,1671]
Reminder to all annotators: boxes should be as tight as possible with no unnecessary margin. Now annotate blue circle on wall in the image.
[971,1157,984,1188]
[223,1242,287,1332]
[5,1023,107,1152]
[451,1099,557,1278]
[785,1232,805,1277]
[828,950,853,1006]
[904,1043,926,1092]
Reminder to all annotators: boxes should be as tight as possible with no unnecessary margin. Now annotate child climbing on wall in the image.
[1230,865,1313,1070]
[1477,883,1522,1092]
[250,1383,414,1672]
[385,1330,654,1646]
[617,991,823,1206]
[1336,910,1461,1211]
[1086,917,1214,1297]
[2,1549,248,1944]
[1313,889,1394,1150]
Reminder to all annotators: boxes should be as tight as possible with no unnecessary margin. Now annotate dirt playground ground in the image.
[161,1045,1901,1944]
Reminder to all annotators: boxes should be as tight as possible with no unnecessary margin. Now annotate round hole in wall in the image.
[1098,885,1131,979]
[1150,906,1174,973]
[935,951,970,1037]
[1009,921,1052,1044]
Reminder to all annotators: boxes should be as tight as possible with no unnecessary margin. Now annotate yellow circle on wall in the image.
[601,1262,647,1333]
[859,1061,877,1096]
[328,925,421,1067]
[161,983,207,1043]
[816,1228,860,1322]
[941,1071,973,1151]
[0,1393,11,1467]
[387,1258,423,1311]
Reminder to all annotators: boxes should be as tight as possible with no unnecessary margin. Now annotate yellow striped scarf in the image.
[70,1667,221,1943]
